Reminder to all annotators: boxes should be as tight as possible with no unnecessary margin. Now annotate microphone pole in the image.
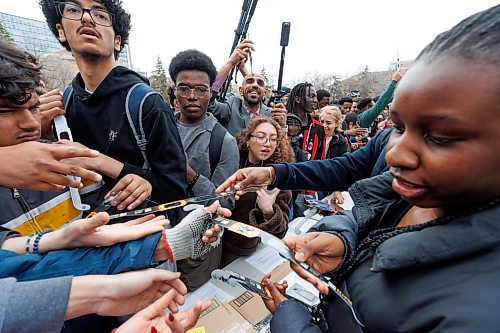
[219,0,259,101]
[276,22,291,97]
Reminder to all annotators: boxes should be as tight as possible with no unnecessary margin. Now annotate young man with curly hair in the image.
[38,0,187,212]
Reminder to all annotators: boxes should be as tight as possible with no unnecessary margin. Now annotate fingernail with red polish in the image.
[150,327,158,333]
[168,313,174,322]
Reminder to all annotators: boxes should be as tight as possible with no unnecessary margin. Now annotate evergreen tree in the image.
[149,56,170,100]
[260,66,273,90]
[0,20,14,42]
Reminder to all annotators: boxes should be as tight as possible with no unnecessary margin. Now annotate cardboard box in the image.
[189,297,257,333]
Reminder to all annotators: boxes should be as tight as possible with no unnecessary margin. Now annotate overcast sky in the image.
[1,0,497,85]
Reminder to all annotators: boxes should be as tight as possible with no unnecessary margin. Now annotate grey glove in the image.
[165,207,222,261]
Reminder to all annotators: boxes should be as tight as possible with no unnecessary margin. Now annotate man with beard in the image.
[38,0,187,214]
[209,40,287,136]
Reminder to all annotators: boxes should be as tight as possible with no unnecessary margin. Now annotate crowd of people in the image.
[0,0,498,332]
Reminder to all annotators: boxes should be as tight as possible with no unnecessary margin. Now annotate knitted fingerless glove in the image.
[165,207,222,261]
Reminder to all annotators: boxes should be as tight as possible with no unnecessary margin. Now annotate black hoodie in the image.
[66,66,187,206]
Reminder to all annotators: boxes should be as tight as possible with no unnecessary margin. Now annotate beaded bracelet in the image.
[25,233,36,255]
[161,229,174,263]
[32,230,53,255]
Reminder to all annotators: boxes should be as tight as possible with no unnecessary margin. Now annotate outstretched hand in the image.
[216,167,274,199]
[107,174,153,211]
[0,141,102,191]
[63,213,168,248]
[66,269,187,320]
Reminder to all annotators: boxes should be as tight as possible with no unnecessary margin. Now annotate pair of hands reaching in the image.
[116,288,210,333]
[77,201,228,251]
[5,201,226,256]
[36,89,153,210]
[0,141,102,191]
[216,166,274,199]
[260,232,346,313]
[68,268,208,333]
[57,140,152,211]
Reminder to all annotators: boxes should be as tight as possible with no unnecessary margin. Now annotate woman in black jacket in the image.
[319,106,349,159]
[262,6,500,332]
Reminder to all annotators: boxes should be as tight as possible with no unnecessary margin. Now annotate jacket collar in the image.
[175,112,218,149]
[229,96,272,117]
[349,173,500,271]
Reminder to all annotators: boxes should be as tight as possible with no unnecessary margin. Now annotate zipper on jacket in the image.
[11,188,40,234]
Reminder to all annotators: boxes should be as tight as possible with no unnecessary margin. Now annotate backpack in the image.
[63,83,161,171]
[208,122,226,177]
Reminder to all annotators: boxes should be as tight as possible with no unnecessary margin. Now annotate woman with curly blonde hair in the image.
[221,116,294,266]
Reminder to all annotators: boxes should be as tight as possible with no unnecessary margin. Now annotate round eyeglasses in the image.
[175,85,211,98]
[56,2,114,27]
[250,135,280,146]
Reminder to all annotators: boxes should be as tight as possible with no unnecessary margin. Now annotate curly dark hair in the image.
[38,0,131,60]
[168,49,217,86]
[0,37,41,105]
[237,116,295,165]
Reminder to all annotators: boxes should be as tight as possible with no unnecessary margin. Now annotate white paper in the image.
[180,281,233,311]
[245,246,286,274]
[339,191,354,211]
[279,271,320,306]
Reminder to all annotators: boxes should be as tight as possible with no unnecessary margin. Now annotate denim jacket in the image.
[0,230,162,282]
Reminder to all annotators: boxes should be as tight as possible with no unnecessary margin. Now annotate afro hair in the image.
[168,49,217,86]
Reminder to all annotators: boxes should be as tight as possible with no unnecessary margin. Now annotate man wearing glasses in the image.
[39,0,187,213]
[168,49,239,291]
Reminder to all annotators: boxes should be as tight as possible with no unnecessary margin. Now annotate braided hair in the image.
[286,82,313,115]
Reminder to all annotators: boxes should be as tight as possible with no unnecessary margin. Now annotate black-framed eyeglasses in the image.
[56,2,114,27]
[175,85,210,98]
[250,134,280,146]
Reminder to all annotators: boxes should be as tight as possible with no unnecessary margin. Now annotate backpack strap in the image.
[209,122,226,177]
[125,83,160,170]
[62,85,73,110]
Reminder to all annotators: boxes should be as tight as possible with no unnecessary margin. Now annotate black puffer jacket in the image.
[271,172,500,333]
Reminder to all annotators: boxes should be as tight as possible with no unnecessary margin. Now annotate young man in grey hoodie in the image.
[169,49,239,290]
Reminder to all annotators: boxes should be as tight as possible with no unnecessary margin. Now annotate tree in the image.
[0,20,14,42]
[259,65,274,94]
[295,72,345,100]
[149,56,170,100]
[40,54,75,90]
